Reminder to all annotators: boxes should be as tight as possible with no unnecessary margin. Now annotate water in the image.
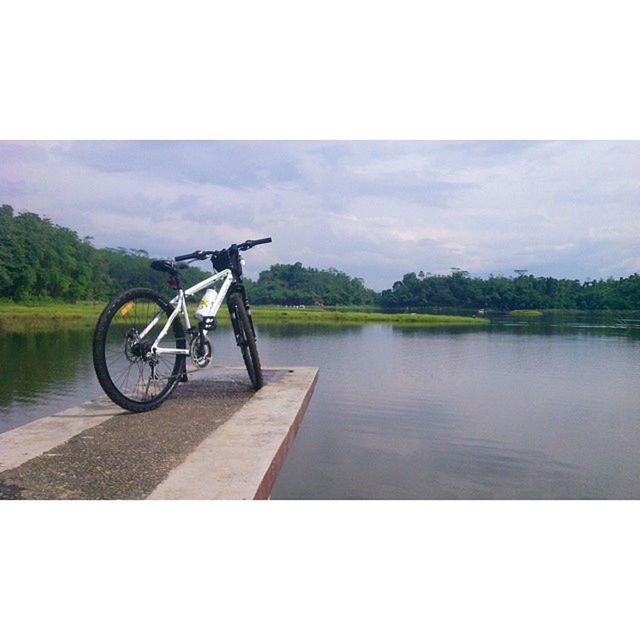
[0,331,105,431]
[1,318,639,498]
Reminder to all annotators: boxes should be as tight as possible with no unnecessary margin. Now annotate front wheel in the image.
[228,293,263,390]
[93,288,186,412]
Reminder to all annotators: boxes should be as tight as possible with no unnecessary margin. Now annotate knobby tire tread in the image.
[92,288,186,413]
[229,293,264,391]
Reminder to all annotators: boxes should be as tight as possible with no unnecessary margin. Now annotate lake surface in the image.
[1,315,639,498]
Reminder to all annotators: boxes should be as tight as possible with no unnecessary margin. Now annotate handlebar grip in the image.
[174,252,195,261]
[174,250,206,261]
[252,237,272,246]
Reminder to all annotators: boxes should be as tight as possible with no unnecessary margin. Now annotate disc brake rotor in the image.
[190,336,213,368]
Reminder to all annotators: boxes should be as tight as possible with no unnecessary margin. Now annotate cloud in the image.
[0,141,639,289]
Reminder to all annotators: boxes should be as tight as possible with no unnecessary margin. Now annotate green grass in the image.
[0,301,489,333]
[508,309,544,317]
[248,306,488,325]
[0,302,104,333]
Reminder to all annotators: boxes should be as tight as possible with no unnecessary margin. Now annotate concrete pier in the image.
[0,367,318,500]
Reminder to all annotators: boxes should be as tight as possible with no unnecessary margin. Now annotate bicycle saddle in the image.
[150,260,189,275]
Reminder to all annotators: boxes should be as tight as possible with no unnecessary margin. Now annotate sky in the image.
[1,140,639,291]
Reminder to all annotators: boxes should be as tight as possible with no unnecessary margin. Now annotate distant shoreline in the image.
[0,302,488,334]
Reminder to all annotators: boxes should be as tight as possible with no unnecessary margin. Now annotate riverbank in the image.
[508,309,544,317]
[252,306,488,325]
[0,301,488,333]
[0,302,103,333]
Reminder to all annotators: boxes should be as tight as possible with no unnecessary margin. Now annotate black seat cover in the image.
[150,260,189,274]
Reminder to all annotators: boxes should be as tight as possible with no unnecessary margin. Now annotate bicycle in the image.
[92,237,272,413]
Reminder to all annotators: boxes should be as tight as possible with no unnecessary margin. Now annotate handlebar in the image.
[174,250,209,261]
[174,237,272,262]
[237,237,272,251]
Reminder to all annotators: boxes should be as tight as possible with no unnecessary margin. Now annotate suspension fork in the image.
[227,282,257,344]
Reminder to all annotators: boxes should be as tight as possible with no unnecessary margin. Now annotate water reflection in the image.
[0,330,103,433]
[0,331,94,406]
[1,317,639,499]
[269,322,640,499]
[259,322,365,339]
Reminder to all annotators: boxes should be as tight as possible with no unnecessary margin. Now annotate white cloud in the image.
[1,141,639,289]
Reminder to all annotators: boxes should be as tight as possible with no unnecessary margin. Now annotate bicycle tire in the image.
[228,293,264,390]
[93,288,186,412]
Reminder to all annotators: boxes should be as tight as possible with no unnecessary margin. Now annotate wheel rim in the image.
[102,295,183,404]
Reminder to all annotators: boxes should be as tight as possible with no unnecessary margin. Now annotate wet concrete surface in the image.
[0,374,257,499]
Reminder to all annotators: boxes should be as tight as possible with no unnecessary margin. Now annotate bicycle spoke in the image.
[94,291,186,410]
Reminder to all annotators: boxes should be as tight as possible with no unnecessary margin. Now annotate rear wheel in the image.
[93,288,186,412]
[228,293,263,390]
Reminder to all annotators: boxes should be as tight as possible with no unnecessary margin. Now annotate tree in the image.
[249,262,379,306]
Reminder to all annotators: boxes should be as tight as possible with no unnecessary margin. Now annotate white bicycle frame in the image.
[138,268,234,356]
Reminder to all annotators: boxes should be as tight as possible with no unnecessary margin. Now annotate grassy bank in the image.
[249,306,489,325]
[0,301,488,333]
[0,302,104,333]
[508,309,544,317]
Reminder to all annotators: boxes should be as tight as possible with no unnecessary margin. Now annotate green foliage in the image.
[380,271,640,311]
[247,262,379,306]
[0,207,378,307]
[2,205,640,311]
[0,206,210,302]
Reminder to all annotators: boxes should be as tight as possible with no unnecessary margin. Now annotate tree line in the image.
[246,262,378,306]
[0,205,208,300]
[2,206,639,310]
[379,269,640,311]
[0,206,374,305]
